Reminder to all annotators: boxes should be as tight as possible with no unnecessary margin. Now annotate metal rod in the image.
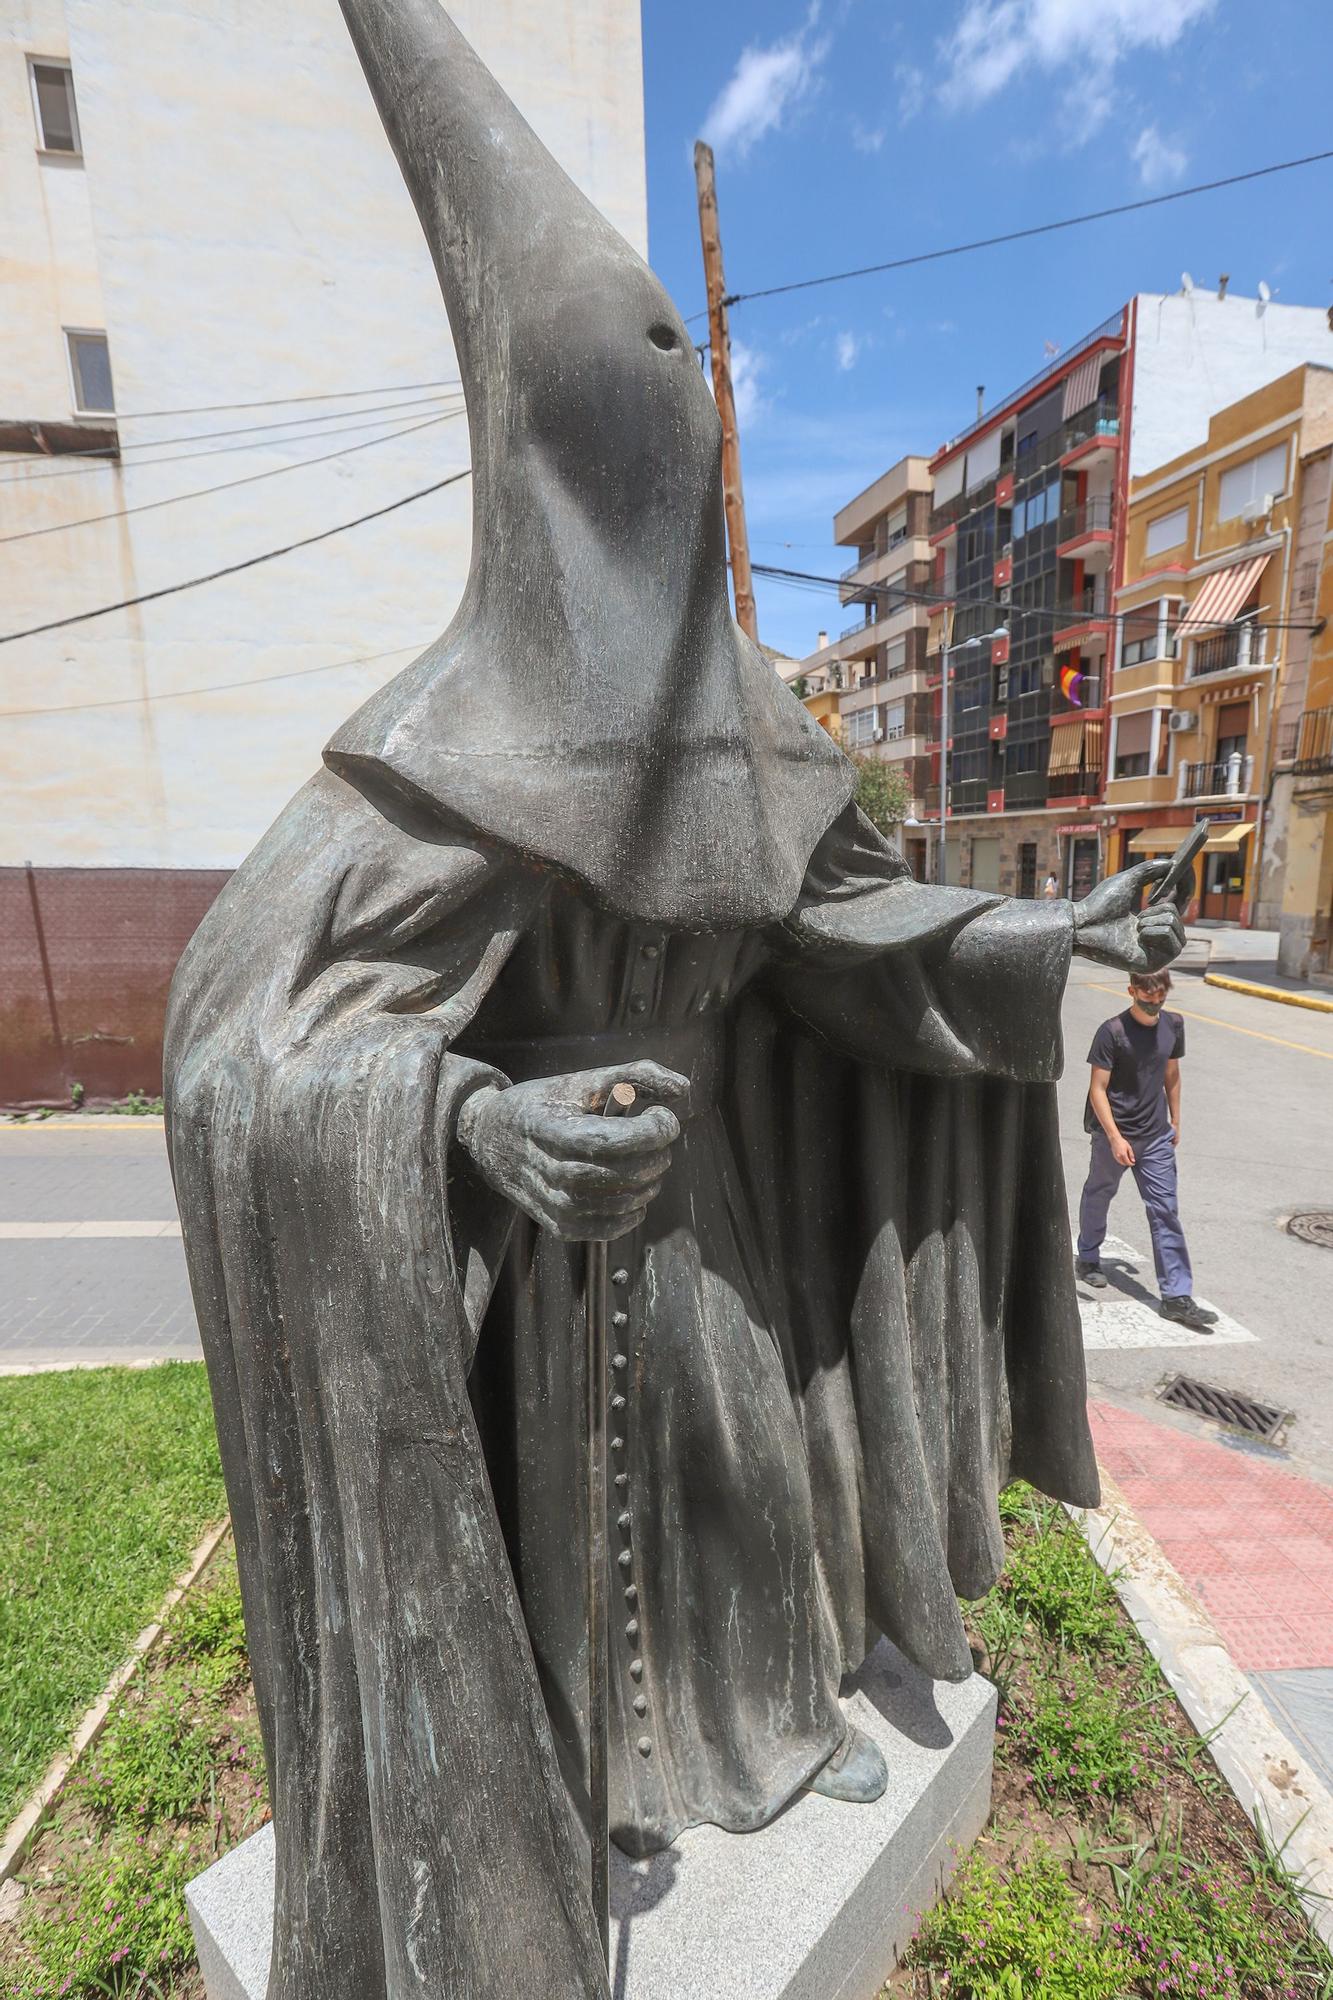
[693,140,758,644]
[584,1079,635,1966]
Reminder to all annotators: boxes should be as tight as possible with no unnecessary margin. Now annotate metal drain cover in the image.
[1159,1374,1287,1443]
[1287,1211,1333,1250]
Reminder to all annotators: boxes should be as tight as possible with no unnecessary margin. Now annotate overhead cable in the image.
[0,470,472,649]
[702,147,1333,314]
[0,643,428,719]
[0,410,464,546]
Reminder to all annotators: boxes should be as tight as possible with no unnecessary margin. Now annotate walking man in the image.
[1075,970,1217,1331]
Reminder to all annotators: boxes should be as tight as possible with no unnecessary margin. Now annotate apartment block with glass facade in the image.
[921,293,1333,900]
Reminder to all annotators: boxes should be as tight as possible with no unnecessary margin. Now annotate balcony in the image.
[1056,496,1115,568]
[1293,704,1333,775]
[1060,399,1121,471]
[1188,624,1266,680]
[1177,754,1254,801]
[1048,768,1103,801]
[1054,585,1113,656]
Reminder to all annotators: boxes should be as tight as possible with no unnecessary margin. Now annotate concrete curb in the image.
[1069,1477,1333,1951]
[1203,972,1333,1015]
[0,1116,166,1132]
[0,1517,232,1884]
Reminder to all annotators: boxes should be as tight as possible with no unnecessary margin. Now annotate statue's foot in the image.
[805,1723,888,1805]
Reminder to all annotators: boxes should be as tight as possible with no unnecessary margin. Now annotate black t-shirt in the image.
[1083,1009,1185,1141]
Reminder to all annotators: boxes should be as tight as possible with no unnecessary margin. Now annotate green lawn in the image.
[0,1363,226,1828]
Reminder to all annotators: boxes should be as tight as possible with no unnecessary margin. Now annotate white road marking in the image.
[0,1220,182,1239]
[1077,1233,1257,1350]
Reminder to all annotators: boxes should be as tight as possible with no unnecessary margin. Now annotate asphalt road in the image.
[3,966,1331,1478]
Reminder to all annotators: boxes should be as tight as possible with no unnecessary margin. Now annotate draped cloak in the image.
[164,765,1099,2000]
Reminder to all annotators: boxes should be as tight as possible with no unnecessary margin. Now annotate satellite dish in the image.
[1181,271,1195,295]
[1259,280,1272,302]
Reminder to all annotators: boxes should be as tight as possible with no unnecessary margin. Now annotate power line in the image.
[0,409,464,546]
[0,392,466,485]
[0,642,427,719]
[115,377,462,421]
[0,469,472,649]
[703,147,1333,313]
[750,560,1320,637]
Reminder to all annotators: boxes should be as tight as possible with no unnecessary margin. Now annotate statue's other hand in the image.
[1072,859,1186,973]
[456,1062,689,1242]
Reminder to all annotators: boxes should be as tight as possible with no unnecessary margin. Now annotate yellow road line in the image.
[1086,983,1333,1060]
[1204,971,1333,1015]
[0,1117,165,1133]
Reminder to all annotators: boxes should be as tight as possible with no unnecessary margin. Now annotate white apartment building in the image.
[0,0,645,1102]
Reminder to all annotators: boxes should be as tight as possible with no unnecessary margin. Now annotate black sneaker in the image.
[1075,1259,1108,1288]
[1160,1295,1219,1331]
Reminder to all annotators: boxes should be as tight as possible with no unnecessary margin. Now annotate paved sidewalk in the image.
[1093,1399,1333,1793]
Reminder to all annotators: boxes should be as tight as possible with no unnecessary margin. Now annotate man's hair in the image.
[1130,969,1173,997]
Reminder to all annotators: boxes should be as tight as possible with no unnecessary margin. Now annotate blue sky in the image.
[640,0,1333,659]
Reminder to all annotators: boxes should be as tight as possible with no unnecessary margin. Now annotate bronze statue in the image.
[165,3,1184,1993]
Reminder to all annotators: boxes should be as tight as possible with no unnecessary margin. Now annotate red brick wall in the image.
[0,867,230,1108]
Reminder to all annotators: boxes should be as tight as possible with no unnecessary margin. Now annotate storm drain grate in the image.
[1159,1374,1287,1444]
[1287,1211,1333,1251]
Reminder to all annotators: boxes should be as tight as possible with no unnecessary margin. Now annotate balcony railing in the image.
[1061,398,1121,456]
[1048,768,1103,799]
[841,616,875,640]
[1177,754,1254,800]
[1188,623,1265,679]
[1293,704,1333,775]
[1057,496,1115,542]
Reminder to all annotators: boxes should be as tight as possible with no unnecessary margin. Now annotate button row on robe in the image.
[611,1263,652,1760]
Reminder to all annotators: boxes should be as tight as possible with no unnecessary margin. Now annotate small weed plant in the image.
[911,1847,1132,1998]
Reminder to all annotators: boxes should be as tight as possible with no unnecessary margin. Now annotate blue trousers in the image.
[1077,1127,1193,1299]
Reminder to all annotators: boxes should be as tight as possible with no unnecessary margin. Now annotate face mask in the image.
[1133,997,1163,1016]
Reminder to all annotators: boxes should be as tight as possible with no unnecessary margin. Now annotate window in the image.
[1005,738,1041,775]
[883,699,906,741]
[1145,506,1188,559]
[65,330,115,415]
[30,60,81,155]
[886,504,908,548]
[883,636,908,677]
[1218,441,1288,522]
[1113,710,1152,779]
[845,706,878,750]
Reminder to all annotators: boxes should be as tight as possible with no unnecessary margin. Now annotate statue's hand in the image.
[1072,860,1187,972]
[456,1062,688,1242]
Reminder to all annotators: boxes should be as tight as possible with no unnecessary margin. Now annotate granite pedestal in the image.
[187,1641,994,2000]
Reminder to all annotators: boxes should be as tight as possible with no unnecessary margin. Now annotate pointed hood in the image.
[326,0,852,930]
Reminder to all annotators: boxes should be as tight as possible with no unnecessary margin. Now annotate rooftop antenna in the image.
[1218,273,1230,300]
[1180,271,1195,295]
[1258,279,1272,303]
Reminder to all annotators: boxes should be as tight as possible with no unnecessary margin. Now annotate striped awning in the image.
[1128,823,1255,855]
[1182,554,1271,635]
[1048,718,1085,774]
[1062,353,1102,420]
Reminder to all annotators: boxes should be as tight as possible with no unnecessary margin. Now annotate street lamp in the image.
[935,624,1008,887]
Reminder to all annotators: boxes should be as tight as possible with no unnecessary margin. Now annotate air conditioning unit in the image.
[872,726,884,741]
[1241,493,1274,524]
[1168,710,1199,734]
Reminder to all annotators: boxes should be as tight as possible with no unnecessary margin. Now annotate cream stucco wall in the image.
[0,0,647,868]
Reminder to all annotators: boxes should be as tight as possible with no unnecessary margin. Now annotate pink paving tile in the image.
[1270,1616,1333,1666]
[1193,1577,1278,1619]
[1208,1538,1310,1575]
[1152,1537,1234,1576]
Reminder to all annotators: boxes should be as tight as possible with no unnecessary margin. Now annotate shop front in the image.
[1120,810,1257,924]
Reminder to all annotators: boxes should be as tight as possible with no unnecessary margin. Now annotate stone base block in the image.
[187,1640,994,2000]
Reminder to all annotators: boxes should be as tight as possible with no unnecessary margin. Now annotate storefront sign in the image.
[1056,823,1099,836]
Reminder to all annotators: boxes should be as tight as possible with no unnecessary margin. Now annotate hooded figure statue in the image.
[164,3,1185,1994]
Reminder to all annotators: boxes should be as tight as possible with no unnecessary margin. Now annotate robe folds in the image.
[164,766,1099,2000]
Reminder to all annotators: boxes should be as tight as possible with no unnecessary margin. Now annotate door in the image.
[1201,847,1245,921]
[1067,837,1098,901]
[970,837,1002,893]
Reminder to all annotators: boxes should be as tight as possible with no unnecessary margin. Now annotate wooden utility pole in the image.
[693,140,758,644]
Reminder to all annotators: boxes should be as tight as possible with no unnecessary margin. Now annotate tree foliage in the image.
[849,754,912,836]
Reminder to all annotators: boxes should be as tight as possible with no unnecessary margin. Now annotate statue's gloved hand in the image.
[456,1062,689,1242]
[1072,859,1187,971]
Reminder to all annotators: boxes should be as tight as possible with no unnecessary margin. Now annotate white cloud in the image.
[1131,122,1188,187]
[835,331,862,372]
[699,9,829,160]
[729,341,768,428]
[850,119,886,154]
[938,0,1214,110]
[895,61,927,121]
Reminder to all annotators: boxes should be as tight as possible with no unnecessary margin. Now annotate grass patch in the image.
[0,1364,226,1826]
[5,1549,265,2000]
[893,1487,1333,1999]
